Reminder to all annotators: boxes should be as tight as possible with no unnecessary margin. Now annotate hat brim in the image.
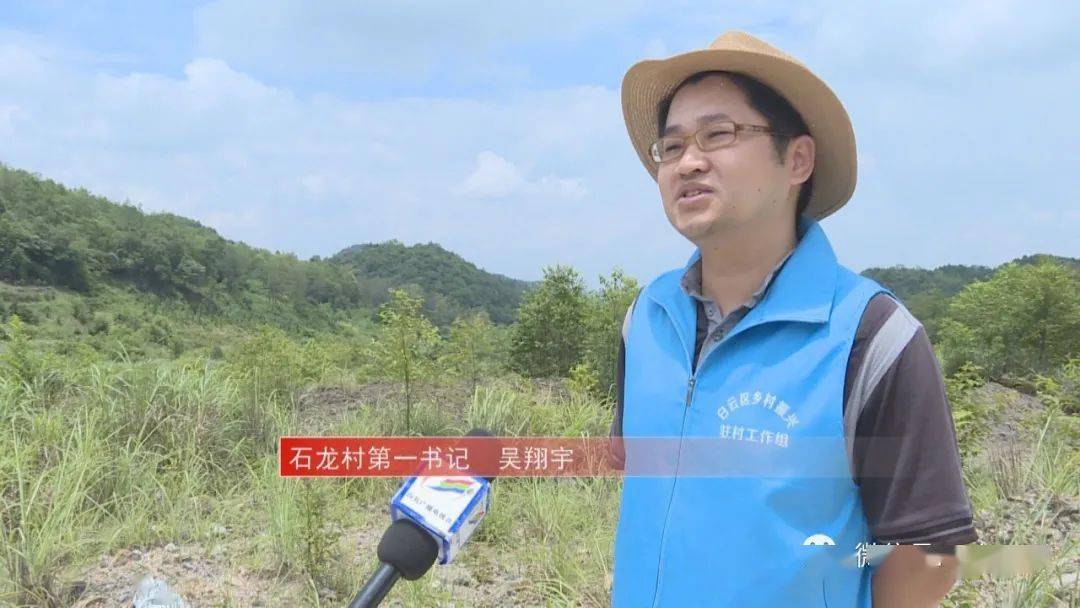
[622,48,856,221]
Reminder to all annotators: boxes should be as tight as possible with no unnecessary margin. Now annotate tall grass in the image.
[478,477,619,607]
[5,328,1071,607]
[2,401,103,606]
[466,382,532,436]
[466,379,612,438]
[0,353,628,606]
[0,352,296,605]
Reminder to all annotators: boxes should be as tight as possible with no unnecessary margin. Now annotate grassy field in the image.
[1,323,1077,605]
[0,351,623,606]
[2,354,1071,604]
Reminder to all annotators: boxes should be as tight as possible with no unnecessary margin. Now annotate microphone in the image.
[348,428,495,608]
[347,520,438,608]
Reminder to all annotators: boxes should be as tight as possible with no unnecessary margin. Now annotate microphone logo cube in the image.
[390,475,491,564]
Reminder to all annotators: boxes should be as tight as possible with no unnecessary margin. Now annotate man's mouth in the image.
[678,188,713,203]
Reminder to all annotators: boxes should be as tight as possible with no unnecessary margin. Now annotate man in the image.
[609,32,976,607]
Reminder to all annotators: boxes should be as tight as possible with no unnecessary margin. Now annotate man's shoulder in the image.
[641,264,688,299]
[621,265,685,332]
[849,289,926,368]
[835,264,890,295]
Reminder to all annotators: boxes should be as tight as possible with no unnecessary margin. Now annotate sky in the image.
[1,1,1078,286]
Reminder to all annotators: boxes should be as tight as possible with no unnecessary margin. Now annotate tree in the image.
[443,311,506,395]
[581,269,640,399]
[373,288,441,432]
[938,261,1080,378]
[509,265,588,377]
[902,288,949,341]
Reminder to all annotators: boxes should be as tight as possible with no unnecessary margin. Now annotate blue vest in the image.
[613,215,892,607]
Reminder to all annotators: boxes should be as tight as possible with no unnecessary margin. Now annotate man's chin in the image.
[676,215,731,241]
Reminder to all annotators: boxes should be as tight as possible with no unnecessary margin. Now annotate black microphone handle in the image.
[348,562,401,608]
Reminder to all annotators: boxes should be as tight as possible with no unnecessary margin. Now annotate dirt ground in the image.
[71,528,533,607]
[293,380,475,433]
[73,542,303,607]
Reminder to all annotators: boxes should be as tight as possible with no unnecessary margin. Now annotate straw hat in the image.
[621,30,856,220]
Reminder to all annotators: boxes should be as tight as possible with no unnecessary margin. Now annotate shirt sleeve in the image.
[845,293,979,545]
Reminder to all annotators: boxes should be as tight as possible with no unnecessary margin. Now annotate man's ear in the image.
[788,134,815,187]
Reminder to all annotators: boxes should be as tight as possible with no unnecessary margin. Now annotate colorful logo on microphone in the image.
[426,477,477,494]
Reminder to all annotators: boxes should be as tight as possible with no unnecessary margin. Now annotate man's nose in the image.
[675,141,710,175]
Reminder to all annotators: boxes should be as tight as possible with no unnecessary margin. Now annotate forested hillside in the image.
[862,255,1080,340]
[862,254,1079,303]
[862,264,995,301]
[330,242,530,325]
[0,164,526,329]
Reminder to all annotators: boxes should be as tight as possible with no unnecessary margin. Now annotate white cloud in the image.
[299,171,354,201]
[530,175,587,201]
[455,152,587,202]
[788,0,1079,79]
[192,0,652,85]
[0,39,45,79]
[456,151,525,199]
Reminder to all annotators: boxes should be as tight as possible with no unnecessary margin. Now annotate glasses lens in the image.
[653,137,685,163]
[697,123,736,150]
[652,123,739,163]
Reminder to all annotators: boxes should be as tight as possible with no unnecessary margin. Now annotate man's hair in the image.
[656,71,813,218]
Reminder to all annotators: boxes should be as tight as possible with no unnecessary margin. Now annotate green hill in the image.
[861,264,994,302]
[0,164,368,331]
[329,241,531,325]
[861,255,1080,339]
[2,161,1074,338]
[0,164,528,330]
[862,255,1080,303]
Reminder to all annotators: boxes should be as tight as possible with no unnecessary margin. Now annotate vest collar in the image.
[739,214,838,327]
[648,215,840,361]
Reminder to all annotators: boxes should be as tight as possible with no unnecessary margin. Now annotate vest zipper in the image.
[684,376,697,407]
[651,371,696,607]
[650,301,724,605]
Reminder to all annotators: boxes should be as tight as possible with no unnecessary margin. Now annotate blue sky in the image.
[1,1,1077,286]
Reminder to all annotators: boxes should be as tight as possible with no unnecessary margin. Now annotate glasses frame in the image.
[649,120,793,164]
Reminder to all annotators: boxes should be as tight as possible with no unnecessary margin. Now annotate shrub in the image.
[945,362,988,454]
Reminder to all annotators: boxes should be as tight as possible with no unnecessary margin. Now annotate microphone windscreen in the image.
[377,520,439,580]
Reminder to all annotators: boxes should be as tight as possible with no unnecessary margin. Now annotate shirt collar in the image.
[673,214,839,327]
[643,215,840,366]
[679,248,794,307]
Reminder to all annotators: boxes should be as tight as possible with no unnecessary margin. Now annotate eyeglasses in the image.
[649,120,792,164]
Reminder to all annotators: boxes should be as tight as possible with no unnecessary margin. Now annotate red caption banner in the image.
[279,436,621,477]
